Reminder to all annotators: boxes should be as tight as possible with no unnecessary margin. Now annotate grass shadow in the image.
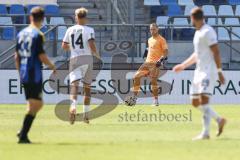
[55,142,108,146]
[216,137,240,141]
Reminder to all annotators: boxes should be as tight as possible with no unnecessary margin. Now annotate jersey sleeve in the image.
[87,28,95,41]
[36,34,45,55]
[63,28,70,43]
[205,28,218,46]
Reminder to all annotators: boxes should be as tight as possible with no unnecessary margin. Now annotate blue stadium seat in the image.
[49,17,67,40]
[231,27,240,40]
[51,17,64,25]
[235,5,240,16]
[208,18,227,41]
[3,27,14,40]
[154,16,169,38]
[225,18,240,40]
[173,18,189,27]
[144,0,161,5]
[228,0,240,5]
[156,16,169,26]
[44,5,59,15]
[212,0,227,5]
[0,4,7,14]
[202,5,217,16]
[225,18,239,25]
[151,6,166,16]
[231,27,240,41]
[218,27,230,41]
[156,16,169,38]
[10,4,25,14]
[10,5,25,24]
[193,0,210,6]
[0,17,14,40]
[172,18,194,40]
[218,5,234,16]
[178,0,194,6]
[167,4,182,16]
[184,5,197,15]
[207,18,222,25]
[160,0,177,5]
[0,17,13,25]
[27,5,38,14]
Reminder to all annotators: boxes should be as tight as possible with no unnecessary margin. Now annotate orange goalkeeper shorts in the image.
[136,63,160,78]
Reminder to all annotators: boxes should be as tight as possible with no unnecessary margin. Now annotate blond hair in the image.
[75,7,88,19]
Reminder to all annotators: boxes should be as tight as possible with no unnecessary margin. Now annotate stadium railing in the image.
[166,15,240,69]
[1,17,240,70]
[0,24,60,68]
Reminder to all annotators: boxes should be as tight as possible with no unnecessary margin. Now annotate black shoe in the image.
[17,131,31,144]
[18,137,31,144]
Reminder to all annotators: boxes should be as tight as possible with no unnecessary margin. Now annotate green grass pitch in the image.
[0,104,240,160]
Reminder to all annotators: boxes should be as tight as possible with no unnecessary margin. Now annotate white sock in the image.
[199,105,211,136]
[208,106,221,123]
[83,105,90,113]
[71,99,77,109]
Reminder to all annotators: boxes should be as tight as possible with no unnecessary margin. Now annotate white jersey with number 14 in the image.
[63,25,95,58]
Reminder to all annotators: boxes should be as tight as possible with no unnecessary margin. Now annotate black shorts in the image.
[22,83,43,101]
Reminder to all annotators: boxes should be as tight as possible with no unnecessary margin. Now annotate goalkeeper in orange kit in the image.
[125,23,168,106]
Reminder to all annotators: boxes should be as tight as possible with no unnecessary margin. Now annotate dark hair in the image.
[191,7,204,20]
[31,6,45,22]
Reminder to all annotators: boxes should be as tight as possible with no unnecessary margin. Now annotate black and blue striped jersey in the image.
[16,25,45,84]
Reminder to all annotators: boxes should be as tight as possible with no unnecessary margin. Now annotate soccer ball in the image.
[124,96,137,106]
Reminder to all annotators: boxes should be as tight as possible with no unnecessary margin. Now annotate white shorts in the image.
[69,56,93,84]
[190,70,217,99]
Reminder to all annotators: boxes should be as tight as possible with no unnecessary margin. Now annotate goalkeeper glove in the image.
[156,56,168,67]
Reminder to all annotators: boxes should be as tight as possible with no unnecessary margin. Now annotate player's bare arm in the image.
[164,49,168,57]
[210,44,225,85]
[173,52,197,73]
[39,53,56,73]
[14,52,20,72]
[89,39,100,59]
[62,42,70,51]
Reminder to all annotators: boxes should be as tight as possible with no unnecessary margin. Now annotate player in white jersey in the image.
[62,8,100,124]
[173,7,227,140]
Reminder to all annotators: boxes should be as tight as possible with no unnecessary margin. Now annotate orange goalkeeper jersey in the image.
[146,35,168,63]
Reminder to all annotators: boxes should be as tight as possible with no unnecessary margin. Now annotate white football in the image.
[124,96,137,106]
